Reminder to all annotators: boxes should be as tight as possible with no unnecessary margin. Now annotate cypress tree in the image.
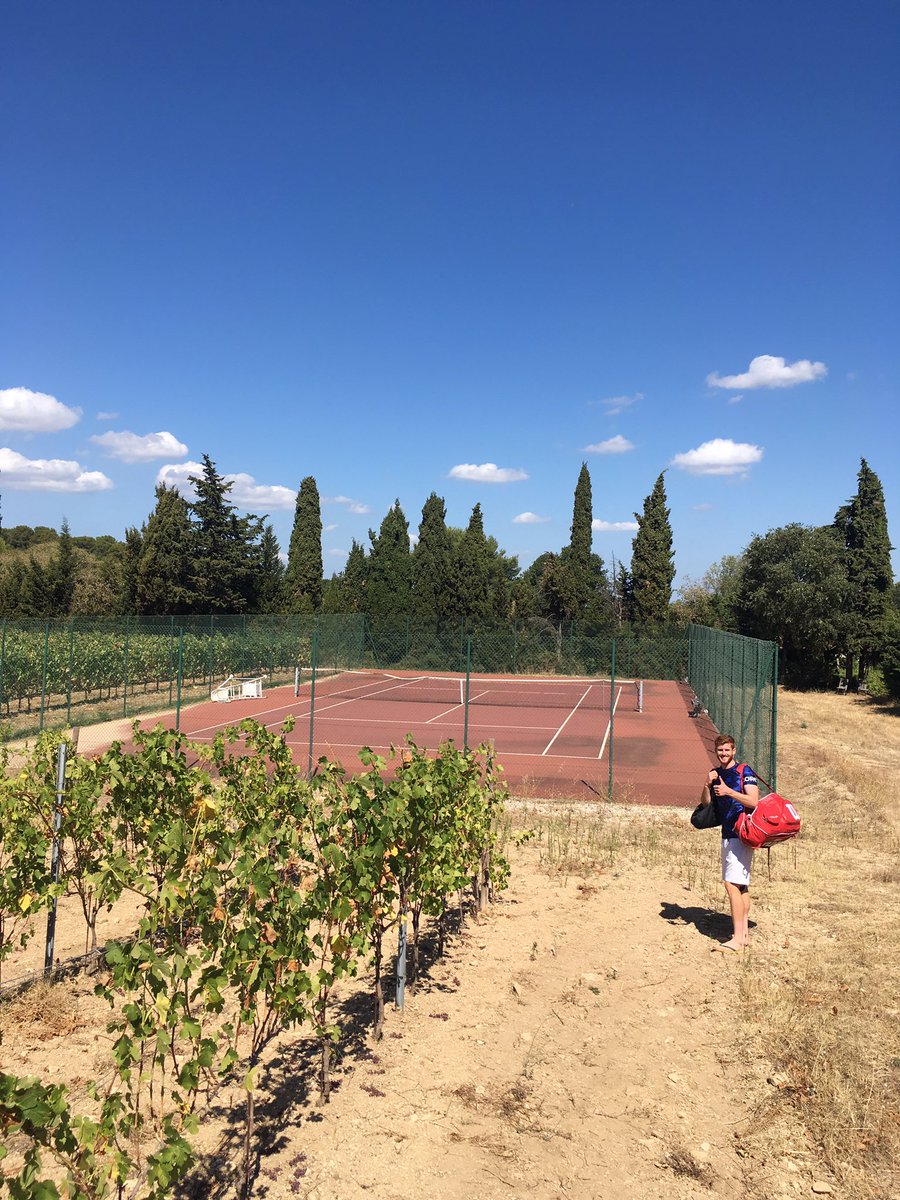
[122,527,143,614]
[255,523,285,614]
[412,493,452,622]
[285,476,323,612]
[450,503,491,622]
[562,463,593,613]
[367,501,412,617]
[341,539,368,613]
[135,485,193,615]
[50,518,77,616]
[189,455,262,613]
[835,458,894,678]
[630,472,675,625]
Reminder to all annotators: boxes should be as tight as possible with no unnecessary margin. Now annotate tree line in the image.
[0,459,676,633]
[0,455,896,696]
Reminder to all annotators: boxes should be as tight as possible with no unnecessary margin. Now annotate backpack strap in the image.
[735,764,748,794]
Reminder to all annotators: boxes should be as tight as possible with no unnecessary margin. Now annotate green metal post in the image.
[463,636,472,751]
[40,621,50,732]
[175,628,184,731]
[0,618,6,716]
[207,614,215,686]
[66,620,74,725]
[770,643,779,791]
[168,617,175,706]
[307,628,319,778]
[607,639,616,799]
[123,617,130,717]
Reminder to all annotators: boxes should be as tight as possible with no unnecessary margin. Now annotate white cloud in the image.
[225,473,296,510]
[513,512,551,524]
[327,548,348,558]
[592,518,639,532]
[156,463,296,509]
[90,430,189,462]
[449,463,528,484]
[727,394,744,406]
[692,503,714,512]
[583,435,635,455]
[323,494,371,514]
[95,411,118,421]
[0,387,82,432]
[591,392,643,416]
[0,447,113,492]
[670,438,764,476]
[707,354,827,390]
[324,523,338,532]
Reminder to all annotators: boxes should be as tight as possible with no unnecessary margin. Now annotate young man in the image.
[701,733,760,951]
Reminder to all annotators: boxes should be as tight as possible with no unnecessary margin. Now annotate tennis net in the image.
[307,670,644,712]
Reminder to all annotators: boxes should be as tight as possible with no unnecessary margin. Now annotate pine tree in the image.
[630,472,675,626]
[189,455,262,613]
[412,493,452,622]
[135,486,193,615]
[834,458,894,679]
[367,501,411,616]
[285,476,323,612]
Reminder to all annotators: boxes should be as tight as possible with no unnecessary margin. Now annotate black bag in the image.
[690,790,721,830]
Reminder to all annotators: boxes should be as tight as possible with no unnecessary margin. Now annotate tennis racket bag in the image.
[735,793,801,849]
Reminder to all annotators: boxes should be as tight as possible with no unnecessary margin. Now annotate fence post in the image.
[0,618,7,717]
[463,636,472,751]
[44,737,69,977]
[123,616,130,718]
[39,621,50,732]
[66,619,74,725]
[176,628,184,731]
[607,638,616,799]
[307,627,319,779]
[770,644,779,790]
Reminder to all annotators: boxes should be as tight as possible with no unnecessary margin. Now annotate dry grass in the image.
[0,980,78,1040]
[511,690,900,1200]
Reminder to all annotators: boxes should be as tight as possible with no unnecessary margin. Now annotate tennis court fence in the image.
[0,615,777,785]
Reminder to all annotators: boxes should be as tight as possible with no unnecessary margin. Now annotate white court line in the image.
[597,686,623,760]
[185,676,428,738]
[540,686,593,756]
[424,687,490,724]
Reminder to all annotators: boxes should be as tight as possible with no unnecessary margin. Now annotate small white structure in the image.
[211,674,264,702]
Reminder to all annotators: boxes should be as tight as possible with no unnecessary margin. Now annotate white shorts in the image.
[721,838,753,887]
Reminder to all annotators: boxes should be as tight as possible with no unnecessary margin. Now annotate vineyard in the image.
[0,721,509,1198]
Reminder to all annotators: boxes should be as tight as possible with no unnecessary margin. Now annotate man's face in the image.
[716,742,736,768]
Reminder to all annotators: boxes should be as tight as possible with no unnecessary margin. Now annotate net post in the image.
[463,636,472,751]
[607,638,616,799]
[637,679,643,713]
[294,665,300,697]
[307,628,319,779]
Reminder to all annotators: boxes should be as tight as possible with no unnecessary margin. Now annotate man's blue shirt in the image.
[714,763,758,838]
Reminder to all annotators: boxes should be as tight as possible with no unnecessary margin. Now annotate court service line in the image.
[540,686,593,756]
[597,686,623,760]
[425,687,490,724]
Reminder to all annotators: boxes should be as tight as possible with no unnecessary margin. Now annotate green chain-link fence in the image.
[687,623,778,788]
[0,614,777,792]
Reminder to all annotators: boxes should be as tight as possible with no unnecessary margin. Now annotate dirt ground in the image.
[2,689,898,1200]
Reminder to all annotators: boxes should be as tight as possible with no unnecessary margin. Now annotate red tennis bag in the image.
[735,793,801,849]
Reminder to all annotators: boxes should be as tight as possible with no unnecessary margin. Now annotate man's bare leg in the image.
[719,881,750,949]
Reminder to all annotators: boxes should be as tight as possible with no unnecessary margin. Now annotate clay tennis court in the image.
[140,669,719,805]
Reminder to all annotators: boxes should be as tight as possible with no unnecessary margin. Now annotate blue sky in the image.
[2,0,898,588]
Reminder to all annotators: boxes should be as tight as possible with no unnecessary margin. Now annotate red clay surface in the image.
[125,672,720,806]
